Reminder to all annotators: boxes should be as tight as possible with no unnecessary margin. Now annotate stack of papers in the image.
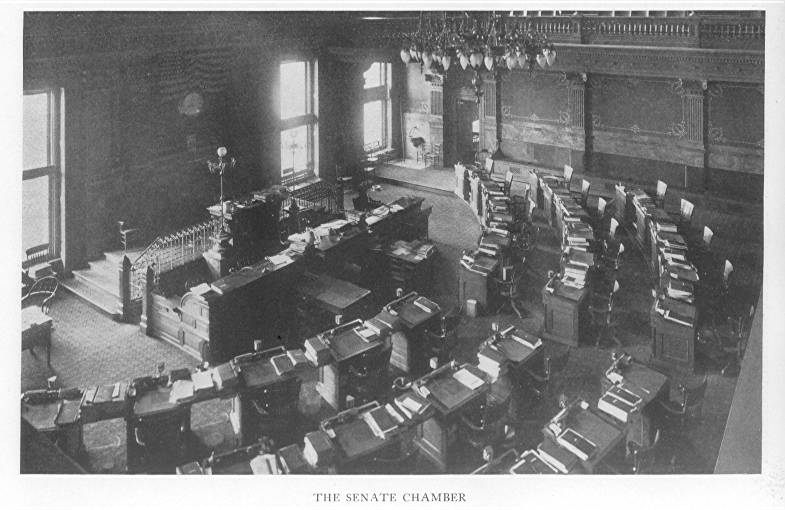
[249,454,279,475]
[509,450,559,474]
[169,379,195,403]
[191,370,215,393]
[477,345,506,382]
[268,254,293,266]
[394,393,430,419]
[557,428,597,461]
[353,325,377,342]
[452,368,485,390]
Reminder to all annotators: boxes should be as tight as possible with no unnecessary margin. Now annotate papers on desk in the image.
[666,278,694,302]
[268,254,293,267]
[189,283,212,296]
[287,349,309,368]
[394,393,430,419]
[598,384,642,422]
[452,367,485,390]
[271,354,294,376]
[249,453,280,475]
[477,345,506,381]
[413,296,438,314]
[663,309,694,327]
[353,325,377,343]
[511,333,542,351]
[363,405,403,439]
[169,379,195,403]
[557,428,597,461]
[537,438,579,474]
[191,370,216,393]
[509,450,559,474]
[304,336,332,366]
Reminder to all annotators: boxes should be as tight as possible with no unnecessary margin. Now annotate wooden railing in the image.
[375,15,764,51]
[117,217,222,321]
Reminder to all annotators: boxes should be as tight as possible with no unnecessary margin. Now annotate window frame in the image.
[362,62,391,153]
[22,88,62,262]
[279,59,318,181]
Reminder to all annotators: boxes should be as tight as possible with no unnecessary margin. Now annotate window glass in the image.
[22,176,50,256]
[23,93,49,170]
[281,125,309,174]
[363,101,383,147]
[280,61,307,119]
[364,62,382,89]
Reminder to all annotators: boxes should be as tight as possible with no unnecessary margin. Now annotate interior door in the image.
[455,100,478,165]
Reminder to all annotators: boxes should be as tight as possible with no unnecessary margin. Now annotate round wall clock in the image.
[179,91,205,117]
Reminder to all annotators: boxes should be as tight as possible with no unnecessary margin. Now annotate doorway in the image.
[455,99,479,165]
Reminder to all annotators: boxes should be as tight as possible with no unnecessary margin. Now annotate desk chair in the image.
[423,315,460,369]
[247,377,302,447]
[655,180,668,209]
[699,258,733,321]
[22,275,59,315]
[494,265,526,319]
[594,197,607,229]
[698,303,752,378]
[600,240,625,272]
[24,243,51,270]
[541,164,574,190]
[601,428,661,475]
[678,198,695,234]
[130,406,190,473]
[346,345,392,407]
[118,221,139,253]
[693,226,715,280]
[423,143,442,168]
[656,375,708,431]
[572,179,591,208]
[491,170,514,197]
[589,279,621,348]
[459,390,511,451]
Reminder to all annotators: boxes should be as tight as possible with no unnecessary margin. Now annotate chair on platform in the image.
[423,143,442,168]
[655,180,668,209]
[23,243,51,270]
[118,221,139,253]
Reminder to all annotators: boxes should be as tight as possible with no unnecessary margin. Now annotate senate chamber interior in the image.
[20,9,765,477]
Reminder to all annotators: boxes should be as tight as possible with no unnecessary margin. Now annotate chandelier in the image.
[400,12,556,100]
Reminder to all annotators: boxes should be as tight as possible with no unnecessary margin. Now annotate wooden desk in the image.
[22,306,53,366]
[176,251,304,363]
[543,404,625,474]
[542,278,589,347]
[413,363,490,472]
[384,294,441,374]
[231,357,299,446]
[459,255,499,314]
[295,272,372,319]
[317,322,388,410]
[127,386,192,473]
[385,240,436,298]
[601,359,670,449]
[651,297,697,375]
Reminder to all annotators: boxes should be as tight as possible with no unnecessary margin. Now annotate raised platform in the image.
[376,162,455,196]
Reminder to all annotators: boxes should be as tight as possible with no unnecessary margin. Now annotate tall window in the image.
[23,90,61,262]
[363,62,391,151]
[280,60,318,179]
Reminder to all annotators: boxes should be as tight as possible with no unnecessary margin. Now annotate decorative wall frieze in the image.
[548,44,763,84]
[593,128,704,166]
[502,120,585,151]
[707,143,763,174]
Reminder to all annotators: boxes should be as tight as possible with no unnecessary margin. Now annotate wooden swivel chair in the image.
[22,275,59,315]
[423,143,442,168]
[248,376,303,447]
[459,389,511,451]
[346,345,392,407]
[571,179,591,208]
[423,314,460,371]
[130,406,190,473]
[655,180,668,209]
[589,279,621,348]
[541,164,574,190]
[656,375,708,431]
[494,265,526,319]
[678,198,695,235]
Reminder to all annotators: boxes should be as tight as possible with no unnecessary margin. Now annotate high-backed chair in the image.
[694,226,715,280]
[655,180,668,208]
[248,376,303,447]
[22,276,59,315]
[572,179,590,208]
[589,279,621,347]
[541,164,573,190]
[494,265,525,319]
[679,198,695,232]
[346,345,392,407]
[601,241,625,272]
[657,376,708,430]
[459,388,511,451]
[423,143,442,168]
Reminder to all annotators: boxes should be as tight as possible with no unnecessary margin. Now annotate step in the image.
[103,249,144,267]
[88,257,120,276]
[61,274,119,318]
